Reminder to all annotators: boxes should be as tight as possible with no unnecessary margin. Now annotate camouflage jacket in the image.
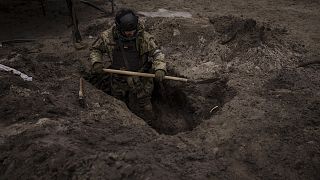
[90,24,166,72]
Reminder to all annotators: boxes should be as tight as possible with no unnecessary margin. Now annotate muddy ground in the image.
[0,0,319,179]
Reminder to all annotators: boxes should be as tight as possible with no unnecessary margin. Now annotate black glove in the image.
[92,62,104,74]
[155,70,165,82]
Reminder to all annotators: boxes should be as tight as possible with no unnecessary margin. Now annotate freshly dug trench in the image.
[146,77,236,135]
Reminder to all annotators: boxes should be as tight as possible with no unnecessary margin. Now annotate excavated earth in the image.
[0,0,319,179]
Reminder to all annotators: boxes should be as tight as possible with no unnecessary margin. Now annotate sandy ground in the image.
[0,0,319,179]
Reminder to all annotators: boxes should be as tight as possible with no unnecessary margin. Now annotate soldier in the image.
[89,8,166,124]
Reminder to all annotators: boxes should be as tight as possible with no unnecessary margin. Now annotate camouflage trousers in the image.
[87,73,155,124]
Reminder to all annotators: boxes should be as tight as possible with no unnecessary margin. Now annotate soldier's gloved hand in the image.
[92,62,104,74]
[155,70,165,82]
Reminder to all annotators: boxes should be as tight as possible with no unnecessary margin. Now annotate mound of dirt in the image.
[1,0,319,179]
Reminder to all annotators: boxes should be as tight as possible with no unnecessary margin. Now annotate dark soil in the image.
[151,77,236,135]
[0,0,319,179]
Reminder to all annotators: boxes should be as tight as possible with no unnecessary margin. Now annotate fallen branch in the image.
[80,0,109,15]
[0,64,33,81]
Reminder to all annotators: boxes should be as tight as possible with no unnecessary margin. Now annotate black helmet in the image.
[115,9,138,32]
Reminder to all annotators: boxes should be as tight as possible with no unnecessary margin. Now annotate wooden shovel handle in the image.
[79,77,84,97]
[103,68,189,82]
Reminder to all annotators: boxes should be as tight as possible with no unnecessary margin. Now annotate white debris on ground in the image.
[0,63,33,81]
[138,8,192,18]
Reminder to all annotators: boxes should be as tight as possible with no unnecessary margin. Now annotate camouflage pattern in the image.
[89,23,165,123]
[90,24,166,72]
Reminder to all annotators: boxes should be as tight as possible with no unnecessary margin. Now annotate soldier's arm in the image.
[142,32,166,72]
[90,29,114,66]
[90,36,107,66]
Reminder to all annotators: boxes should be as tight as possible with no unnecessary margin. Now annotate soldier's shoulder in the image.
[100,26,116,42]
[140,30,154,40]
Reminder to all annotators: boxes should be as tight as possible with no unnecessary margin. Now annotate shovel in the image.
[102,68,222,84]
[103,68,188,82]
[79,77,85,107]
